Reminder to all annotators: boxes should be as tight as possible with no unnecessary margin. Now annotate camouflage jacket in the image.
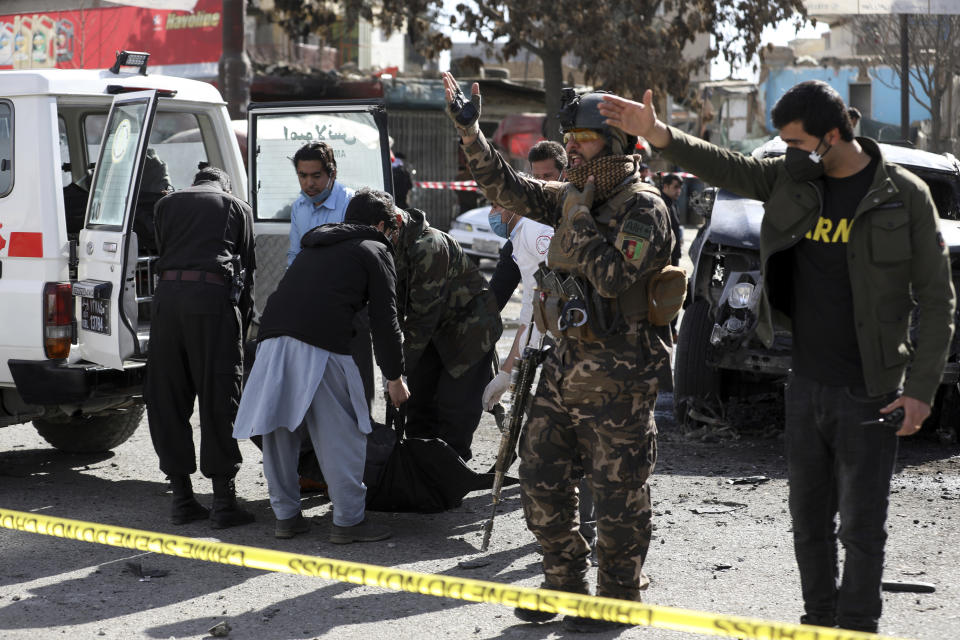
[461,132,675,385]
[394,208,502,377]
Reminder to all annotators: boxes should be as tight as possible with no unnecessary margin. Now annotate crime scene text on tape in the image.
[0,508,912,640]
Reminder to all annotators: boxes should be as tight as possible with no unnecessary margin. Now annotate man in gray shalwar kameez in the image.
[234,189,408,541]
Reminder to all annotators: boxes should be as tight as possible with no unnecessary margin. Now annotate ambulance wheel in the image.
[33,404,144,453]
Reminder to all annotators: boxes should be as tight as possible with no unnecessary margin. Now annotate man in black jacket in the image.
[146,166,256,529]
[234,188,409,542]
[659,173,684,268]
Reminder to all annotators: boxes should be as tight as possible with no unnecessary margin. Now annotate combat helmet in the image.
[557,88,638,156]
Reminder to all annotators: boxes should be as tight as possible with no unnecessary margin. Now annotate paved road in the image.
[2,226,959,639]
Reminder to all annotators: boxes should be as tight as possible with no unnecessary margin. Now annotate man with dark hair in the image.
[527,140,566,181]
[131,148,175,253]
[342,188,400,229]
[639,162,652,184]
[659,173,684,268]
[146,166,257,529]
[235,187,407,542]
[390,143,414,209]
[443,71,674,633]
[288,141,354,266]
[600,79,956,633]
[288,142,374,412]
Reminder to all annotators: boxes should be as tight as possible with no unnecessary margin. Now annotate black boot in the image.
[209,476,255,529]
[515,583,587,624]
[169,475,209,525]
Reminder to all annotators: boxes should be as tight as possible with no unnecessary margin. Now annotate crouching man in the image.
[234,188,409,542]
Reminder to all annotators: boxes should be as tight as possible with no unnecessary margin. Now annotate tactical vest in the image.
[535,179,685,342]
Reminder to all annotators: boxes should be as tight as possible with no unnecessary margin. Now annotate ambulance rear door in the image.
[75,90,159,370]
[246,100,392,318]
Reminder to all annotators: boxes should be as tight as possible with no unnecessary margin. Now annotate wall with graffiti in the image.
[0,0,222,73]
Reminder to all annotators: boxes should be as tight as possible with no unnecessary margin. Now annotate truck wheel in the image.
[673,299,722,425]
[33,405,144,453]
[932,384,960,445]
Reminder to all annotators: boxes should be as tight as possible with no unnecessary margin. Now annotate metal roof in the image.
[0,69,224,103]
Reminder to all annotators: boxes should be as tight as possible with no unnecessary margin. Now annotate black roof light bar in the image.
[109,50,150,76]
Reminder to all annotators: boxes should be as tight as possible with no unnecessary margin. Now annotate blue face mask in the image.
[302,180,333,205]
[488,210,511,238]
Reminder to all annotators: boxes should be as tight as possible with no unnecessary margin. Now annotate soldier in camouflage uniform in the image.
[442,72,675,632]
[392,206,503,462]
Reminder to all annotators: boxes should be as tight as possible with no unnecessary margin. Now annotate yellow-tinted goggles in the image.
[562,129,604,145]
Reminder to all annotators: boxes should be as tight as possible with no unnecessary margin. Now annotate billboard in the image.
[0,0,222,76]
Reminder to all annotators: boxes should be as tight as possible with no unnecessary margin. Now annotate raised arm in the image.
[599,91,781,202]
[441,71,565,227]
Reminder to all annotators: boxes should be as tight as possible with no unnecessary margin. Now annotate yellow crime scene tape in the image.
[1,507,913,640]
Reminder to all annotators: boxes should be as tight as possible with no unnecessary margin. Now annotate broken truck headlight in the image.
[727,282,755,309]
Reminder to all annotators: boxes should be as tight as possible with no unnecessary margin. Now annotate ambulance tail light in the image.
[43,282,73,359]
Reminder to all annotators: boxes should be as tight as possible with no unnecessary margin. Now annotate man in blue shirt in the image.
[287,141,355,266]
[286,141,374,414]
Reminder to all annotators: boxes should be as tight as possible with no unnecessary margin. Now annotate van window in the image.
[251,110,386,221]
[58,116,73,187]
[149,113,209,190]
[85,111,212,191]
[0,101,12,197]
[87,100,150,227]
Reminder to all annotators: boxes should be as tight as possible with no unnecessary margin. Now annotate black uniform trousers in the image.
[146,280,244,478]
[404,341,494,462]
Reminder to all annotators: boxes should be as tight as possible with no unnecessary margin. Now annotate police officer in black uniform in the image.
[146,165,257,529]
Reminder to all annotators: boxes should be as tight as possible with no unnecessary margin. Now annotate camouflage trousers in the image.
[518,334,659,601]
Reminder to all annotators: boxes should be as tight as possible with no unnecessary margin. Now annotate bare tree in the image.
[449,0,807,140]
[852,14,960,153]
[251,0,807,141]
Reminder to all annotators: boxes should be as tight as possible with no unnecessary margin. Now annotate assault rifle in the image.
[480,343,547,551]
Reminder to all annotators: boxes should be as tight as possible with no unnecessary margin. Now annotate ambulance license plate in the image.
[81,297,111,335]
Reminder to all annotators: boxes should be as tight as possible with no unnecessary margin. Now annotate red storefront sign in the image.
[0,0,222,72]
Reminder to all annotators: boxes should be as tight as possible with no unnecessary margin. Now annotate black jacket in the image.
[489,239,522,311]
[257,223,404,380]
[154,182,256,324]
[661,193,683,267]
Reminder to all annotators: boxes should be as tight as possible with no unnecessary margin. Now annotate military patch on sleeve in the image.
[621,219,653,239]
[616,231,648,262]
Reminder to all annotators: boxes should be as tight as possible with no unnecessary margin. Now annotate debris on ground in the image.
[882,580,937,593]
[124,562,169,581]
[457,558,492,569]
[208,620,231,637]
[726,475,771,485]
[691,500,747,515]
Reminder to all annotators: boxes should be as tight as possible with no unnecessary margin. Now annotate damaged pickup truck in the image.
[674,138,960,443]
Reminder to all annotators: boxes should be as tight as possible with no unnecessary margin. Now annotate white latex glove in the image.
[482,370,511,411]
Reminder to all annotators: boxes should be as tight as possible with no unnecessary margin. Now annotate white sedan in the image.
[448,205,506,260]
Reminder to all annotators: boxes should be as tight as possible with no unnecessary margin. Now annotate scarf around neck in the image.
[564,154,638,201]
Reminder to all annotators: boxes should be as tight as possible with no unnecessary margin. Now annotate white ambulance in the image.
[0,52,392,452]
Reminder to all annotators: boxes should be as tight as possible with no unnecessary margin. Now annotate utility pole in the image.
[218,0,251,120]
[900,14,909,142]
